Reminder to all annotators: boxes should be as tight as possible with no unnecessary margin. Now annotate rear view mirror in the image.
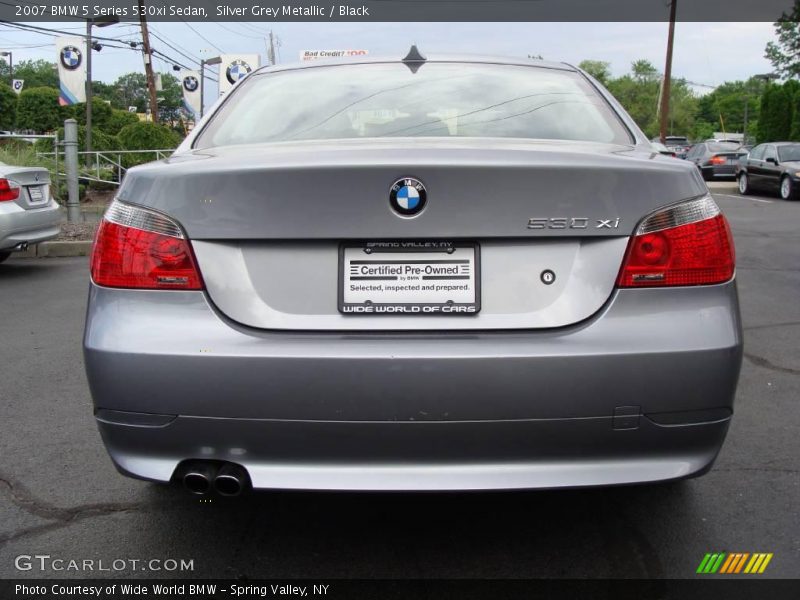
[766,157,778,165]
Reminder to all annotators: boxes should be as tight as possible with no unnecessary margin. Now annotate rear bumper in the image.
[84,282,743,490]
[702,165,737,178]
[0,199,62,250]
[96,412,731,490]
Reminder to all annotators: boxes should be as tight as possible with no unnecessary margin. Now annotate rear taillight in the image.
[90,200,203,290]
[0,178,20,201]
[617,195,735,288]
[709,155,727,165]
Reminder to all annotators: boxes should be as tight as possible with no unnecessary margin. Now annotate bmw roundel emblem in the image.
[183,75,199,92]
[389,177,427,216]
[60,46,82,71]
[226,60,252,84]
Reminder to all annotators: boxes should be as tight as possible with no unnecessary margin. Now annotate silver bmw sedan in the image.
[0,162,62,262]
[84,51,742,496]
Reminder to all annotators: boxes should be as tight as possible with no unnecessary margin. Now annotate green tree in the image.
[604,60,698,139]
[0,59,59,90]
[695,77,767,141]
[154,72,184,124]
[70,97,114,130]
[578,60,611,86]
[0,83,16,130]
[631,59,659,83]
[110,72,149,112]
[117,121,182,167]
[765,0,800,79]
[16,87,60,132]
[758,83,793,141]
[103,109,140,135]
[789,86,800,140]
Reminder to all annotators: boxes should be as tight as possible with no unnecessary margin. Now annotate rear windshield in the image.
[195,62,632,148]
[708,143,742,152]
[778,145,800,162]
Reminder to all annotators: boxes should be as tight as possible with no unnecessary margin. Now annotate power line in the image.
[215,22,267,40]
[181,20,223,53]
[149,29,201,65]
[0,21,139,44]
[0,21,217,82]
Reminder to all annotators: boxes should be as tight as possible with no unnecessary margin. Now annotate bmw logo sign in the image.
[183,75,199,92]
[60,46,82,71]
[226,60,252,85]
[389,177,427,217]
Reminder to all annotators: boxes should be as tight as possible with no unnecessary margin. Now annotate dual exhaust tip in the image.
[180,461,250,497]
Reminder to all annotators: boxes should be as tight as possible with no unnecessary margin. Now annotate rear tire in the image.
[0,251,11,264]
[780,176,797,200]
[738,172,750,195]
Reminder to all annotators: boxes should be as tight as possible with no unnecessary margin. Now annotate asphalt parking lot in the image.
[0,185,798,580]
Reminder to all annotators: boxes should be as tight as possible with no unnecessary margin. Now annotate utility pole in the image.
[268,31,276,65]
[659,0,677,144]
[138,0,159,123]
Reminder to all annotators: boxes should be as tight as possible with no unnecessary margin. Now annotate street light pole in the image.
[85,19,93,168]
[200,59,205,118]
[85,16,118,168]
[199,55,221,119]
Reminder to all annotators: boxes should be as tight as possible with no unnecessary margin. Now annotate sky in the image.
[0,21,778,98]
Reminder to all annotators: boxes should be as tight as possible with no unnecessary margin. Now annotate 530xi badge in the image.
[527,217,621,229]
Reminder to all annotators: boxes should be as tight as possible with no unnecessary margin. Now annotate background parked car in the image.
[685,141,748,180]
[651,135,690,158]
[736,142,800,200]
[0,162,62,263]
[651,141,677,157]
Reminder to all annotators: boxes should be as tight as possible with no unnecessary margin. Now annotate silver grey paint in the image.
[0,163,62,251]
[84,56,742,491]
[194,237,629,330]
[115,139,706,241]
[85,281,741,489]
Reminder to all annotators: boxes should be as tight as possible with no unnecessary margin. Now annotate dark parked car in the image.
[685,142,748,180]
[736,142,800,200]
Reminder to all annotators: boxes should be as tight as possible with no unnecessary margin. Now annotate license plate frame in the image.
[27,186,45,203]
[338,241,481,316]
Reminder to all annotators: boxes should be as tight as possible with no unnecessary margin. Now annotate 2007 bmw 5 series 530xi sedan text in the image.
[83,50,743,496]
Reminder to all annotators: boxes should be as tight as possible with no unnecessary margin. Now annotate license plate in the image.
[339,241,480,315]
[27,186,45,202]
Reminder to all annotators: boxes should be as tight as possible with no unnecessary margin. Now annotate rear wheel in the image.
[0,251,11,264]
[738,172,750,195]
[780,176,796,200]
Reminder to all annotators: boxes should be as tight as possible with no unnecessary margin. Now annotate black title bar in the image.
[0,0,797,22]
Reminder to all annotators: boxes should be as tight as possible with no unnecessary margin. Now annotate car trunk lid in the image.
[119,138,706,331]
[1,165,51,210]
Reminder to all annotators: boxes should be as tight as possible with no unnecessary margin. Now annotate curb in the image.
[17,241,93,258]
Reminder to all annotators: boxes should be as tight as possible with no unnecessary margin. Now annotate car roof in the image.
[253,53,579,76]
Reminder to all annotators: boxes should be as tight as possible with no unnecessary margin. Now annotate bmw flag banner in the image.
[55,37,86,105]
[11,79,23,94]
[180,70,201,118]
[218,54,260,97]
